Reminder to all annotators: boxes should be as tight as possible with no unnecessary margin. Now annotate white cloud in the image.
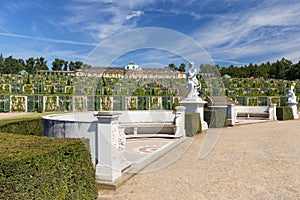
[85,27,213,67]
[126,10,144,20]
[0,32,97,46]
[60,1,153,40]
[191,0,300,65]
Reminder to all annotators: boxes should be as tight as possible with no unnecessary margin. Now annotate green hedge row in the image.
[276,107,294,120]
[0,118,42,136]
[204,110,228,128]
[185,112,202,137]
[0,132,98,199]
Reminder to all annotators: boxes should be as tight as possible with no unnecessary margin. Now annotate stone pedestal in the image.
[226,104,237,126]
[174,106,186,137]
[180,97,208,130]
[287,102,299,119]
[94,111,131,182]
[268,104,277,120]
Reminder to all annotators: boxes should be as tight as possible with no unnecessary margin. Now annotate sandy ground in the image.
[99,120,300,200]
[0,112,33,119]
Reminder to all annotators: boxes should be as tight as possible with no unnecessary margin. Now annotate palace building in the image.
[38,63,186,79]
[75,63,186,79]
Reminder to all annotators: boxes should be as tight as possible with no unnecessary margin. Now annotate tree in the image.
[25,57,35,74]
[0,54,4,73]
[286,61,300,80]
[63,61,68,71]
[178,63,186,72]
[168,63,176,70]
[18,59,26,72]
[52,58,65,71]
[36,57,49,71]
[274,58,292,79]
[69,61,75,71]
[74,61,84,70]
[2,56,23,74]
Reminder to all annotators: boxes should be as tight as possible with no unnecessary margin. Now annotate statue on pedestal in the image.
[287,82,299,119]
[287,83,297,104]
[187,62,201,98]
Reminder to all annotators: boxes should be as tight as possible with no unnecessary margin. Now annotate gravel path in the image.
[99,120,300,200]
[0,112,32,119]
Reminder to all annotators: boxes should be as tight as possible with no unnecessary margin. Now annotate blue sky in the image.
[0,0,300,68]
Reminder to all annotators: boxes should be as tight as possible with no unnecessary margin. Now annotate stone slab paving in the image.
[99,120,300,199]
[124,138,177,164]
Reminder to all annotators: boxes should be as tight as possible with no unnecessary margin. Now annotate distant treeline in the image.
[0,54,90,74]
[1,53,300,80]
[219,58,300,80]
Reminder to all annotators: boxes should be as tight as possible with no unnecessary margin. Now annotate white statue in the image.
[287,83,297,104]
[187,62,201,98]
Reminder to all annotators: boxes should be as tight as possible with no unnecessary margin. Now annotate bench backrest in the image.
[235,106,269,113]
[118,110,175,124]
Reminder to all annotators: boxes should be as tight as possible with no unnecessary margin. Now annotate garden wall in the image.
[0,95,181,112]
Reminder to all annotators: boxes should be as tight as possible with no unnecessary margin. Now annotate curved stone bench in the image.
[118,107,186,138]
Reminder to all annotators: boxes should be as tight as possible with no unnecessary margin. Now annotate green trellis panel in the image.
[87,96,95,111]
[137,96,150,110]
[4,95,10,112]
[150,97,161,110]
[95,96,101,111]
[270,97,280,105]
[236,96,247,106]
[27,95,35,112]
[58,96,65,111]
[258,97,268,106]
[0,95,4,112]
[113,96,126,111]
[248,97,258,106]
[37,95,44,111]
[280,96,288,107]
[162,96,172,110]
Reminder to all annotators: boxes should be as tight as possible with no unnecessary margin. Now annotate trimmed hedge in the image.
[204,110,228,128]
[185,112,202,137]
[276,107,294,120]
[0,132,98,199]
[0,118,42,136]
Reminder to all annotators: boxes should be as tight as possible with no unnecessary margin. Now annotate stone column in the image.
[268,104,277,120]
[174,106,186,137]
[227,104,237,126]
[94,111,131,182]
[180,97,208,130]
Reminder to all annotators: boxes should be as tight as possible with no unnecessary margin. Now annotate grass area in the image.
[0,132,98,199]
[0,113,98,199]
[0,112,68,136]
[0,132,75,160]
[0,112,63,120]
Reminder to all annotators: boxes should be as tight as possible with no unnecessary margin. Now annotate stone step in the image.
[206,96,239,106]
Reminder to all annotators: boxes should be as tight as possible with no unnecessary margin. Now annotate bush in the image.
[0,132,98,200]
[0,118,42,136]
[276,107,294,120]
[204,110,228,128]
[185,112,201,137]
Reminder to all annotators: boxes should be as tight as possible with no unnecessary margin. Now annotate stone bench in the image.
[118,106,186,138]
[236,106,269,118]
[226,104,277,125]
[235,105,277,120]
